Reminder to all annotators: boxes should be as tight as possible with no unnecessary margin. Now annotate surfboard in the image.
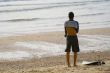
[82,61,105,65]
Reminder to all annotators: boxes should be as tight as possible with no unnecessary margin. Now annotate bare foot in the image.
[73,65,77,67]
[68,65,71,67]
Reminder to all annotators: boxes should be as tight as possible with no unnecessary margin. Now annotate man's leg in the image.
[66,52,71,67]
[74,52,77,66]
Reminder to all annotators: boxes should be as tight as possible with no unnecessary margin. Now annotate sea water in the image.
[0,0,110,36]
[0,0,110,60]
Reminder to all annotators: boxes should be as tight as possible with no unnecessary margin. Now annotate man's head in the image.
[68,12,74,20]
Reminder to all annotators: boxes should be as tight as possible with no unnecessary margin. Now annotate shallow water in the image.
[0,35,110,60]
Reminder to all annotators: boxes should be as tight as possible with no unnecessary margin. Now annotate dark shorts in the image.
[65,36,80,52]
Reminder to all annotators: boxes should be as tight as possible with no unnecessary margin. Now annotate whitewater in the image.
[0,0,110,36]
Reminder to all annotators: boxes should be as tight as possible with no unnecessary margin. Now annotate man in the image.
[64,12,79,67]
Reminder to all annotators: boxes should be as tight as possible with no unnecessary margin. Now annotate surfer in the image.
[64,12,80,67]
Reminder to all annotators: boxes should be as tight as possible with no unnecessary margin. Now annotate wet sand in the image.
[0,27,110,73]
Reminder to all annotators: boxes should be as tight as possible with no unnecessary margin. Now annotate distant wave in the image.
[88,0,110,3]
[0,4,74,13]
[80,20,110,24]
[0,4,33,7]
[0,0,32,2]
[1,0,110,13]
[0,0,109,3]
[0,16,65,22]
[79,13,105,17]
[0,18,40,22]
[1,0,107,7]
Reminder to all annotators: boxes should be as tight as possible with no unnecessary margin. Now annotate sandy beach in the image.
[0,27,110,73]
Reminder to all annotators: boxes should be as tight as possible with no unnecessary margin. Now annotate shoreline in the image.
[0,27,109,60]
[0,27,110,60]
[0,50,110,73]
[0,27,110,73]
[0,27,110,45]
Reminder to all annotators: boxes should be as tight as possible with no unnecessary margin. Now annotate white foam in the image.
[0,51,31,60]
[14,41,65,57]
[79,35,110,52]
[14,35,110,56]
[0,35,110,60]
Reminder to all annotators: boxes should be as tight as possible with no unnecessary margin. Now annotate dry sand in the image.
[0,27,110,73]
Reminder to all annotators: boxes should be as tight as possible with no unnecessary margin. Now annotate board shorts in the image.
[65,35,80,52]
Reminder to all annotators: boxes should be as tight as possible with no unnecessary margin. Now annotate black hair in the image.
[68,12,74,19]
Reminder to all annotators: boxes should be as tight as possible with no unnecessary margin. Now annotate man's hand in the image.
[64,34,67,37]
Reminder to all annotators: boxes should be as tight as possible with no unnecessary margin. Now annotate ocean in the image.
[0,0,110,37]
[0,0,110,60]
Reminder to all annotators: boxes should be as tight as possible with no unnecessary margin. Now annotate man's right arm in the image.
[64,22,67,37]
[64,27,67,37]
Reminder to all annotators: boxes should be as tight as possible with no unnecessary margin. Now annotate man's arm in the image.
[75,21,79,33]
[75,27,79,33]
[64,27,67,37]
[64,21,67,37]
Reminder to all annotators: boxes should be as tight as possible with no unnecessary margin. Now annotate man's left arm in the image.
[75,21,79,33]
